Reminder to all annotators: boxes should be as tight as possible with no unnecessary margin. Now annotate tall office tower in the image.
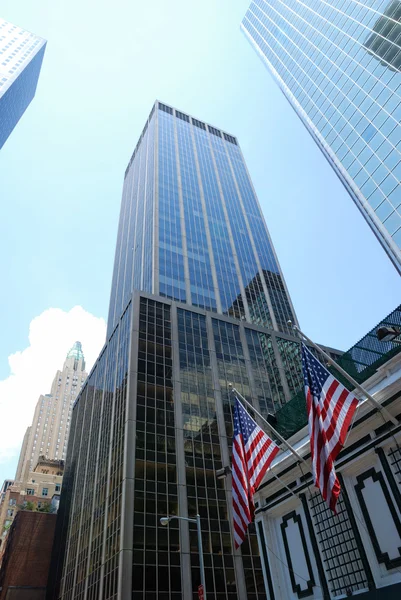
[242,1,401,273]
[107,101,297,337]
[50,102,340,600]
[0,17,46,149]
[15,342,87,484]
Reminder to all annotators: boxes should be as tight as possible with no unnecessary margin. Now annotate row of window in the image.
[26,484,60,496]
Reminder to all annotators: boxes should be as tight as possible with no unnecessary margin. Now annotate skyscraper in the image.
[242,0,401,273]
[50,102,339,600]
[107,101,297,337]
[15,342,87,484]
[0,17,46,149]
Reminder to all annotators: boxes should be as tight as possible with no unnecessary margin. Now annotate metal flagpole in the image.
[266,467,301,500]
[288,321,398,427]
[229,385,310,469]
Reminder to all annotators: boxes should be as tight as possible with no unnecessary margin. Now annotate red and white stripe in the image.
[307,374,358,512]
[232,428,279,548]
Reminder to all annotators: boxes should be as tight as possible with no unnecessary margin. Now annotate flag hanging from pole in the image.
[232,396,279,548]
[301,343,359,512]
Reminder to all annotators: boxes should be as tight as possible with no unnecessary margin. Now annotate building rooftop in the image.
[66,341,84,361]
[34,457,64,472]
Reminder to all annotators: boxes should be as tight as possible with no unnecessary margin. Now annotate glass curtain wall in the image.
[242,0,401,272]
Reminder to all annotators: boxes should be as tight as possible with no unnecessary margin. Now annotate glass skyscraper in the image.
[242,0,401,274]
[0,17,46,149]
[107,101,297,337]
[49,102,341,600]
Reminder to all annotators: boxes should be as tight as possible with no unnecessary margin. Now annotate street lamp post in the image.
[376,326,401,345]
[160,513,206,599]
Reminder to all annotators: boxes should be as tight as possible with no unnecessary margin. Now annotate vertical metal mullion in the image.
[130,130,144,296]
[59,394,87,599]
[222,143,278,331]
[171,302,192,599]
[190,124,222,313]
[140,125,150,290]
[53,390,82,600]
[71,383,97,597]
[207,135,251,323]
[83,353,108,600]
[239,321,263,415]
[173,116,192,304]
[270,332,292,404]
[153,105,160,295]
[117,297,136,599]
[206,313,248,599]
[98,325,121,600]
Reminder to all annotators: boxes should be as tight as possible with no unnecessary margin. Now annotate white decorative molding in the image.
[280,511,315,598]
[355,467,401,570]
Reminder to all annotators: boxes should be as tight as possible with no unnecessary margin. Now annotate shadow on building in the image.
[0,511,57,600]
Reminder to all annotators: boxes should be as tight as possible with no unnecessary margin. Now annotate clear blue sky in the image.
[1,2,400,398]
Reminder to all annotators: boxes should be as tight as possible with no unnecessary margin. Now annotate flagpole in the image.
[267,468,301,500]
[229,386,309,468]
[288,321,398,427]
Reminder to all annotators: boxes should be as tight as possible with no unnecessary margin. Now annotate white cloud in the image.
[0,306,106,466]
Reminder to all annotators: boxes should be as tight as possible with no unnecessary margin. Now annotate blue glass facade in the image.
[0,18,46,149]
[53,103,344,600]
[242,0,401,273]
[107,101,297,337]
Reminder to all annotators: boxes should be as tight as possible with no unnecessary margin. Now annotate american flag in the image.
[302,343,359,512]
[232,396,279,548]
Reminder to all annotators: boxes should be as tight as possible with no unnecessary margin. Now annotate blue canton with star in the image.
[301,343,331,398]
[234,397,258,444]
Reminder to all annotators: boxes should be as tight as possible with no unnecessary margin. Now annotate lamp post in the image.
[376,326,401,345]
[160,513,206,599]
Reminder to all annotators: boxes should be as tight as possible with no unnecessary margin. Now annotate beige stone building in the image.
[0,457,63,547]
[0,342,87,547]
[15,341,87,483]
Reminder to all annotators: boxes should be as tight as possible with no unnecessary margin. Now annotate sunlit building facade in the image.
[50,102,341,600]
[107,102,297,337]
[15,342,87,485]
[0,17,46,148]
[242,0,401,273]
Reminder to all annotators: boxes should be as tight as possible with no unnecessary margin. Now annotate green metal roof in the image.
[67,341,84,362]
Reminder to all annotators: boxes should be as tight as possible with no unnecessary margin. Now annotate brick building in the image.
[0,511,57,599]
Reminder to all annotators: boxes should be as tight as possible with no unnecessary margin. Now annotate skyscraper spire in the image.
[65,341,85,371]
[14,343,88,482]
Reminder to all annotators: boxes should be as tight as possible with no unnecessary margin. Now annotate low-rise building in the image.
[0,511,57,600]
[253,306,401,599]
[0,458,63,541]
[0,482,13,508]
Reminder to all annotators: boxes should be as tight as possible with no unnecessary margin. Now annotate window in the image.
[26,488,34,495]
[208,125,222,137]
[42,488,48,496]
[55,484,61,492]
[9,499,16,506]
[7,509,13,517]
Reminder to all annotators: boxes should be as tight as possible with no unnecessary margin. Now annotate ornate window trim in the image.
[280,510,315,598]
[355,467,401,570]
